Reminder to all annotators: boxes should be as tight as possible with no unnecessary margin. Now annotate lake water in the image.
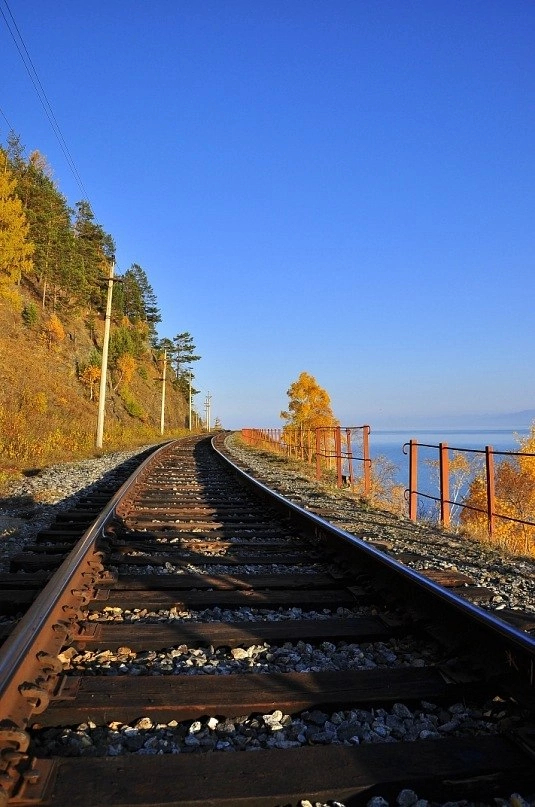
[352,428,530,517]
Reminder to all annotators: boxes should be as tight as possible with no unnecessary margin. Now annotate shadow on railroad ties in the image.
[0,452,154,534]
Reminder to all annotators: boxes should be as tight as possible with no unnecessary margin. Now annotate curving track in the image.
[0,434,534,806]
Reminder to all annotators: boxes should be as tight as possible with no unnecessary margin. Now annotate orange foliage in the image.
[80,365,101,401]
[461,425,535,556]
[114,353,136,390]
[43,313,65,348]
[281,371,338,431]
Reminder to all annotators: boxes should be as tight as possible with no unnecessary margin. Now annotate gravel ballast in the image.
[0,446,156,574]
[1,436,534,806]
[222,434,535,618]
[1,435,533,615]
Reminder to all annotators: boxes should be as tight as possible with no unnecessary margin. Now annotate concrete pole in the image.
[160,349,167,435]
[188,369,192,431]
[204,391,212,432]
[96,261,114,449]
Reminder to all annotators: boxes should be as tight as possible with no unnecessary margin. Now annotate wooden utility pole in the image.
[96,261,114,449]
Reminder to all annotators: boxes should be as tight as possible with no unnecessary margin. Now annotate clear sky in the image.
[1,1,534,429]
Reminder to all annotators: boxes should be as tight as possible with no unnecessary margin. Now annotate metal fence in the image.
[240,428,534,553]
[241,426,372,493]
[404,439,535,551]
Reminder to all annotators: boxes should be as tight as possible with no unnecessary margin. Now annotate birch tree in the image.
[280,371,338,431]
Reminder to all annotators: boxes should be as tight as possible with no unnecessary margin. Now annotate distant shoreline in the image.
[373,427,530,436]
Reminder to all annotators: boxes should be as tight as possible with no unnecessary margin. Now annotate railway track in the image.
[0,433,534,806]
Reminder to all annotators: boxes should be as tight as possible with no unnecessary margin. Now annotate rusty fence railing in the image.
[404,440,535,550]
[241,426,372,494]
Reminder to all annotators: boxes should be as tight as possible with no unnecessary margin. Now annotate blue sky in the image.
[1,1,534,429]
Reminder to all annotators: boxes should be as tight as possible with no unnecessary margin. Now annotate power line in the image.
[0,0,90,201]
[0,104,14,131]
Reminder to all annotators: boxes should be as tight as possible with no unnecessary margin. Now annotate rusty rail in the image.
[404,440,535,548]
[241,426,372,494]
[0,441,173,805]
[1,434,535,804]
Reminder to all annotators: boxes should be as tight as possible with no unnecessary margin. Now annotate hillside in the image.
[0,281,192,476]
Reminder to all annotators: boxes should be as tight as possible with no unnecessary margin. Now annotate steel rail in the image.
[0,442,172,733]
[212,436,535,682]
[0,434,532,805]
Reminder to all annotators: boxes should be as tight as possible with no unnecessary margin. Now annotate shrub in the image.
[43,313,65,348]
[114,354,136,390]
[22,302,38,327]
[461,424,535,557]
[120,390,146,420]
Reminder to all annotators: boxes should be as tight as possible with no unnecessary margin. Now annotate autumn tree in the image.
[7,145,70,301]
[0,148,34,294]
[280,372,338,463]
[80,365,101,401]
[43,312,65,348]
[281,371,338,431]
[5,136,80,310]
[425,450,483,523]
[460,425,535,556]
[113,353,136,391]
[77,349,101,400]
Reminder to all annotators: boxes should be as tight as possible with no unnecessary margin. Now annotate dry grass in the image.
[0,289,191,476]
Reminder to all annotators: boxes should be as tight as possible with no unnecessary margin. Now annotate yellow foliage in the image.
[461,424,535,556]
[0,151,34,283]
[134,320,150,338]
[43,313,65,347]
[114,353,136,390]
[80,365,101,401]
[0,282,23,310]
[33,392,48,414]
[281,371,338,431]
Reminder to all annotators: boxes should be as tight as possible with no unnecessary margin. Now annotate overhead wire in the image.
[0,0,90,201]
[0,104,14,130]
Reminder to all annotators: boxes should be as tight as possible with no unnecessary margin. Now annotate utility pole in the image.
[188,368,192,431]
[96,261,115,449]
[160,350,167,435]
[204,391,211,432]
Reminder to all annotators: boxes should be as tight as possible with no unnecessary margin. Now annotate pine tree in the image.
[130,263,161,328]
[172,331,201,376]
[117,264,161,334]
[8,148,73,308]
[73,200,115,310]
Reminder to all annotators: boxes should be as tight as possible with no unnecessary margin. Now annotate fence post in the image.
[439,442,450,528]
[363,425,371,496]
[485,445,495,536]
[315,428,322,482]
[335,426,342,488]
[345,428,354,486]
[408,440,418,521]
